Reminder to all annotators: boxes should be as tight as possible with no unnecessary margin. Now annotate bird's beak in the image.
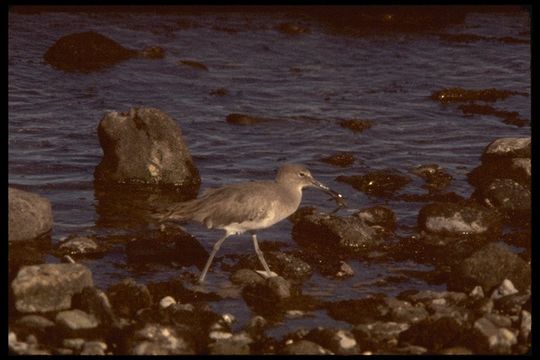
[310,178,347,205]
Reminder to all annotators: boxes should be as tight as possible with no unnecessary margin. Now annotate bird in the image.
[154,163,345,283]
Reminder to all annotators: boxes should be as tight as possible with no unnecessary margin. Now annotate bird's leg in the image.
[199,233,229,284]
[251,233,272,277]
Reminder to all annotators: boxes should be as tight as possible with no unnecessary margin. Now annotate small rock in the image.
[208,332,252,355]
[11,263,93,313]
[159,296,176,309]
[16,314,55,331]
[440,346,473,355]
[55,309,99,334]
[469,285,485,300]
[490,279,519,300]
[107,278,152,318]
[320,152,355,167]
[474,179,530,223]
[494,292,530,316]
[266,276,291,300]
[399,316,468,352]
[339,119,373,133]
[57,236,102,257]
[226,113,268,125]
[353,206,396,231]
[130,323,194,355]
[481,137,531,161]
[178,60,208,71]
[336,261,354,278]
[305,327,358,354]
[353,321,409,349]
[472,317,517,354]
[8,187,53,242]
[230,268,265,286]
[140,46,165,59]
[63,338,86,351]
[74,286,117,326]
[282,339,332,355]
[519,310,531,343]
[81,341,107,355]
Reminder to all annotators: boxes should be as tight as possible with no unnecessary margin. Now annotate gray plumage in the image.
[156,163,335,283]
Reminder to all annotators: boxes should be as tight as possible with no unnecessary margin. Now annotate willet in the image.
[155,163,345,283]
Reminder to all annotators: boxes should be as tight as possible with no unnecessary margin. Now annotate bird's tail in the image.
[149,199,198,224]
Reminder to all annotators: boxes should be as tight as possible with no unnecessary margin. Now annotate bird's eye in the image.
[299,172,306,177]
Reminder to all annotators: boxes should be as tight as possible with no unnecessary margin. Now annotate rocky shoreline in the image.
[8,105,531,354]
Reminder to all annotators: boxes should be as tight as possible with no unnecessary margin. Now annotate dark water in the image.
[9,8,530,336]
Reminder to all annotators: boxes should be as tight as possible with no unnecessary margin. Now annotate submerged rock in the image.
[94,107,200,192]
[458,103,529,127]
[56,236,105,258]
[178,60,209,71]
[337,169,411,197]
[320,152,355,167]
[431,87,527,103]
[411,164,453,192]
[8,187,53,242]
[11,263,93,313]
[338,119,373,133]
[43,31,138,72]
[226,113,269,125]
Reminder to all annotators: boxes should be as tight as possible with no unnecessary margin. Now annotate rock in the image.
[430,87,526,103]
[481,137,531,161]
[238,251,313,280]
[73,286,117,326]
[305,327,359,355]
[16,314,55,331]
[471,317,517,354]
[458,103,529,127]
[209,87,228,96]
[490,279,519,300]
[320,152,355,167]
[338,119,373,133]
[399,316,470,352]
[130,324,195,355]
[106,278,152,318]
[266,276,291,300]
[473,178,530,223]
[140,46,165,59]
[399,289,468,306]
[519,310,531,343]
[281,340,332,355]
[11,263,93,313]
[448,243,531,294]
[230,269,266,286]
[208,332,252,355]
[244,315,268,338]
[418,201,501,237]
[55,309,99,335]
[225,113,268,125]
[276,22,310,35]
[43,31,138,72]
[178,60,208,70]
[352,321,409,350]
[336,169,411,197]
[494,293,530,316]
[468,137,531,190]
[125,227,207,267]
[8,187,53,242]
[411,164,453,192]
[440,346,474,355]
[353,206,396,232]
[292,211,381,255]
[80,341,107,355]
[63,338,86,350]
[159,296,176,309]
[94,107,200,192]
[56,236,104,258]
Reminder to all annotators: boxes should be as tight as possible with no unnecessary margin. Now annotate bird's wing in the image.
[191,182,277,229]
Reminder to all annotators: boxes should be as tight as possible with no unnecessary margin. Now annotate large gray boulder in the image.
[8,187,53,242]
[11,263,94,313]
[94,107,200,193]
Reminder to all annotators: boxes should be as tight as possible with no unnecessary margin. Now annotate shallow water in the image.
[8,7,530,336]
